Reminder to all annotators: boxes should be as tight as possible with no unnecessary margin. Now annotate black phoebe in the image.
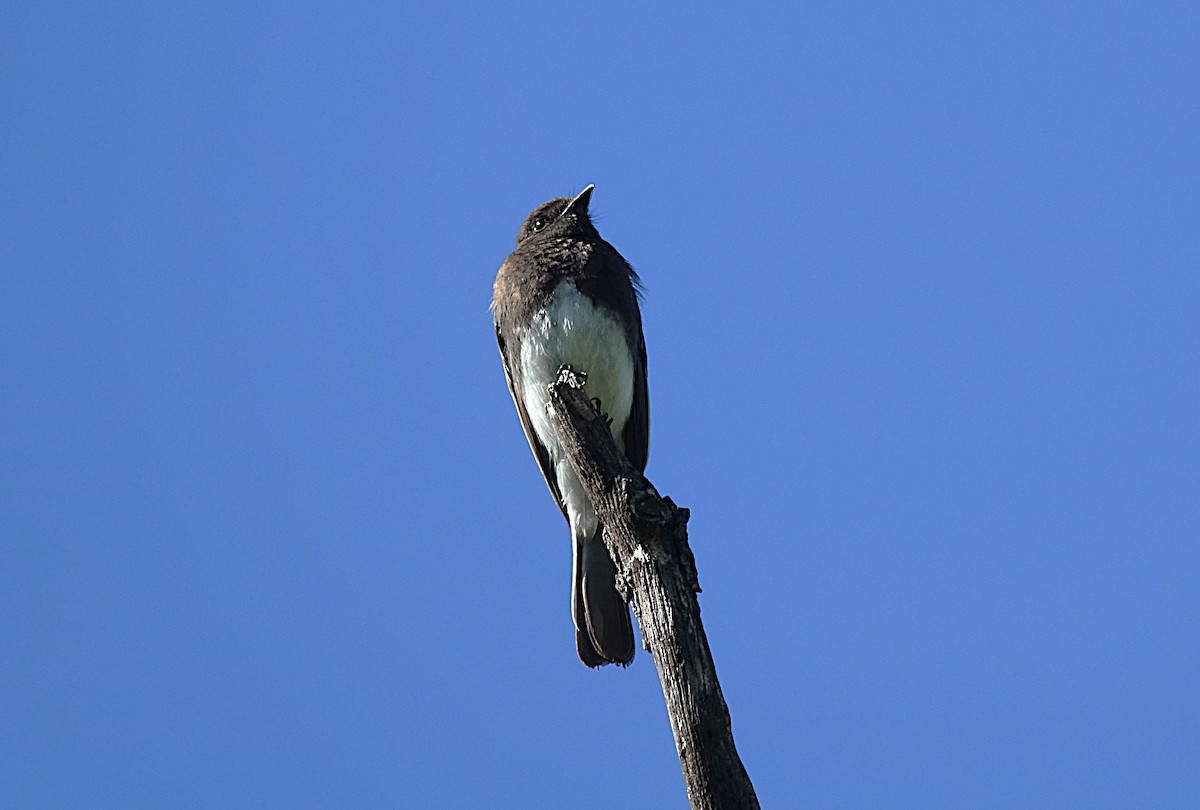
[492,185,649,667]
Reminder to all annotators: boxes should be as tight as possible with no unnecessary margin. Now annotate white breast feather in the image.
[517,281,635,537]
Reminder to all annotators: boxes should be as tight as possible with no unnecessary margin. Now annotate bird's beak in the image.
[564,184,595,216]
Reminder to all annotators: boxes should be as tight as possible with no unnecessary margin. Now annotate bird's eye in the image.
[531,217,547,233]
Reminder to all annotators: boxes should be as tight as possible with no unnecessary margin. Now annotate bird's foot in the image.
[590,397,613,428]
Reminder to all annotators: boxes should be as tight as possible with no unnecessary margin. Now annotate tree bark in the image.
[547,367,760,810]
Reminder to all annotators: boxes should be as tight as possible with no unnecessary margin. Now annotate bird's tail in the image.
[572,525,635,667]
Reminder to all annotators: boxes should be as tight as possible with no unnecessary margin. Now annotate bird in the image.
[492,185,649,667]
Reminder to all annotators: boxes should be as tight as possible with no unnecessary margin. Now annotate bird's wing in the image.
[621,323,650,473]
[495,321,568,520]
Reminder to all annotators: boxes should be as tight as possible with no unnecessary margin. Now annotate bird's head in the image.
[515,184,596,246]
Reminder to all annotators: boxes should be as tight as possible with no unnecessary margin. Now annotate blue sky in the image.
[2,2,1197,807]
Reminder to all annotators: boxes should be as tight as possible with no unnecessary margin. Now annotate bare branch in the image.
[547,366,760,810]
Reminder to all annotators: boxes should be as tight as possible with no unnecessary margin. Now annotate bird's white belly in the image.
[518,281,635,534]
[519,280,634,446]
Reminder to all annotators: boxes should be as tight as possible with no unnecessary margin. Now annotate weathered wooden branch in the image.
[547,366,760,810]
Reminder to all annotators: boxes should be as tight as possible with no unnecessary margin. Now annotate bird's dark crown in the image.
[515,187,596,247]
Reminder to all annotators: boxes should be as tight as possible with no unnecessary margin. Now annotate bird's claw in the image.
[590,397,613,427]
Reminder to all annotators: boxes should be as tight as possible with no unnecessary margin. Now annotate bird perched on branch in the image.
[492,185,649,667]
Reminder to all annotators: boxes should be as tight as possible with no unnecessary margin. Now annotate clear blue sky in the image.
[2,3,1197,807]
